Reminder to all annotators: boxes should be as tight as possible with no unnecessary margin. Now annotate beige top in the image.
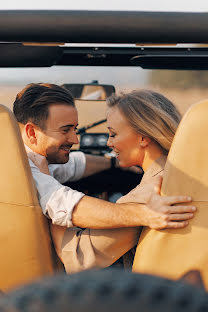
[117,156,166,268]
[59,156,166,273]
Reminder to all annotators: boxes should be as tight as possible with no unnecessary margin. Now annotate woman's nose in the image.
[107,136,113,147]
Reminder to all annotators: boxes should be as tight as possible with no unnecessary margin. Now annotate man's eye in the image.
[109,134,116,138]
[62,129,69,134]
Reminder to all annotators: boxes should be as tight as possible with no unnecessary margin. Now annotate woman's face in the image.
[107,106,145,167]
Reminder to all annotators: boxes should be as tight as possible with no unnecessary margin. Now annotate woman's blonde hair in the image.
[106,89,181,154]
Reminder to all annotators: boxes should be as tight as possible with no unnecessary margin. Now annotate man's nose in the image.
[67,131,79,145]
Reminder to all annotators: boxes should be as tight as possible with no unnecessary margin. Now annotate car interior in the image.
[1,9,208,292]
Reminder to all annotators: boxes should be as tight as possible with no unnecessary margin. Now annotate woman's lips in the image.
[113,150,120,158]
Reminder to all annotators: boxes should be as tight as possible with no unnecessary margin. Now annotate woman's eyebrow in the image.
[107,126,115,131]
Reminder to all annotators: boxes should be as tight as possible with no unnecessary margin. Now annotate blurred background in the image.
[1,0,208,117]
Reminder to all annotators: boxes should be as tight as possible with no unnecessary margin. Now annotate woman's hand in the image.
[144,176,196,230]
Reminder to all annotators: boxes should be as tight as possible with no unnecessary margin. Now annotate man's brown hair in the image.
[13,83,74,129]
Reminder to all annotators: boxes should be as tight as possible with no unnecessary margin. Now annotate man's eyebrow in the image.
[59,124,78,129]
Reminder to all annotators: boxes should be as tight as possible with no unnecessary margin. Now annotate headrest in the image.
[162,99,208,199]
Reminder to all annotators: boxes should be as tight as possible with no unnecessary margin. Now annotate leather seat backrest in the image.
[133,99,208,290]
[0,105,62,292]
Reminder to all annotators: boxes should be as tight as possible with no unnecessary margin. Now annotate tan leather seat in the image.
[133,99,208,290]
[0,105,63,292]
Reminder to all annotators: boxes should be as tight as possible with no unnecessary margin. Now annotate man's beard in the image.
[45,144,72,164]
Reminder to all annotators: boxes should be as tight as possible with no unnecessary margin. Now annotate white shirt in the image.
[28,150,86,227]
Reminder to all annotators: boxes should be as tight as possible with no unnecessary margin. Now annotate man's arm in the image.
[83,154,112,177]
[72,189,196,230]
[49,152,114,181]
[48,151,142,183]
[29,157,196,231]
[83,154,142,177]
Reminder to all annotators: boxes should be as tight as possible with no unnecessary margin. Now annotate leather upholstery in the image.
[133,99,208,289]
[0,105,63,292]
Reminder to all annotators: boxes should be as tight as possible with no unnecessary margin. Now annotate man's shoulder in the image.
[28,158,38,169]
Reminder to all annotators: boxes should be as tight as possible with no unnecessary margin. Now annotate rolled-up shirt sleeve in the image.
[48,151,86,183]
[29,159,85,227]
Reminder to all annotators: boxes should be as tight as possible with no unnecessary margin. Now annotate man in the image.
[13,83,195,272]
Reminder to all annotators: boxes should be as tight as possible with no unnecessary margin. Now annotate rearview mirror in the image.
[62,82,115,100]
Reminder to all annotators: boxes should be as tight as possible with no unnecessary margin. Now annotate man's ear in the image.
[140,136,151,148]
[25,122,37,145]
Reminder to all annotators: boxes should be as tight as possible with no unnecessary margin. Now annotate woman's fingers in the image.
[167,213,194,221]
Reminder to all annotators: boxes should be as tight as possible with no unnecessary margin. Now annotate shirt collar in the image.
[24,144,50,174]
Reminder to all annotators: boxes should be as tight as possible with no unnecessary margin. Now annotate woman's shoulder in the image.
[117,173,162,204]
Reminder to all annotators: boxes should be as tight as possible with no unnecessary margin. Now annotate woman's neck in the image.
[142,141,164,172]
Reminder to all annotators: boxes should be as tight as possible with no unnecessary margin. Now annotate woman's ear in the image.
[25,122,37,145]
[140,136,151,147]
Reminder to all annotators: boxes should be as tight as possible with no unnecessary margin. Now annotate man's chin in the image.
[47,153,70,164]
[61,150,70,163]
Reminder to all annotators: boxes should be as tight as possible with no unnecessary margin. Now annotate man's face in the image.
[35,104,79,164]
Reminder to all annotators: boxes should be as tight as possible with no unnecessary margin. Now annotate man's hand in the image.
[143,176,196,230]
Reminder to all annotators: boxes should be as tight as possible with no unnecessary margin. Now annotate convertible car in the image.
[0,9,208,312]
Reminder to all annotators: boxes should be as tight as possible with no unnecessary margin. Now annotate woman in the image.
[106,89,196,267]
[107,89,179,169]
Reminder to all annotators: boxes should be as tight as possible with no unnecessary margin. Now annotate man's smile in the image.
[60,144,73,152]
